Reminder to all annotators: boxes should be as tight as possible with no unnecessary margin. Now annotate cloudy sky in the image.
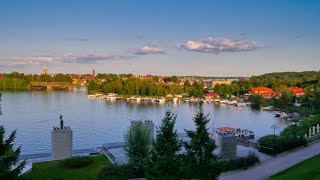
[0,0,320,76]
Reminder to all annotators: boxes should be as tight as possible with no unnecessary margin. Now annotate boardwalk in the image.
[220,140,320,180]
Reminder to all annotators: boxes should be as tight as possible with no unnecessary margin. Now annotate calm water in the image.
[0,88,289,155]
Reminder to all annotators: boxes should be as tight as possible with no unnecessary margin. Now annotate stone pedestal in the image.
[51,128,73,160]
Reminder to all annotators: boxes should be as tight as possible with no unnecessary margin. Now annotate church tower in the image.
[43,64,48,75]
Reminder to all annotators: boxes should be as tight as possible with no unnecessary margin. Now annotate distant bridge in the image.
[30,82,73,91]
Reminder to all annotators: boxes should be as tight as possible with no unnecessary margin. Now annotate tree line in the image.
[0,72,72,90]
[88,77,205,97]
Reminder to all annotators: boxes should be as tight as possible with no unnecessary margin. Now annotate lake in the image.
[0,88,289,155]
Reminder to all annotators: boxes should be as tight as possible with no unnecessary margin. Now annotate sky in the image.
[0,0,320,76]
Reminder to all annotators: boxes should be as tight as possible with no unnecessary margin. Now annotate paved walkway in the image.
[220,140,320,180]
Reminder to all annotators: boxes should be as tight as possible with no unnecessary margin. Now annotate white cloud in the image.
[179,37,264,54]
[135,45,166,55]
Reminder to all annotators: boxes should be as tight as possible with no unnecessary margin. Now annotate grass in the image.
[21,155,109,180]
[269,154,320,180]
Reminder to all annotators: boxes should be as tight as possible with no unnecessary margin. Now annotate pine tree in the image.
[183,103,220,179]
[147,109,182,179]
[124,122,151,178]
[0,126,26,179]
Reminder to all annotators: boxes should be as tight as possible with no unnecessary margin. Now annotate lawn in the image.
[269,154,320,180]
[21,155,109,180]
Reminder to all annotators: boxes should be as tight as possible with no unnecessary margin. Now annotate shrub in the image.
[97,164,133,180]
[258,135,307,155]
[60,156,93,169]
[219,152,260,172]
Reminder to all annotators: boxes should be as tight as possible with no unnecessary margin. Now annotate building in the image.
[140,75,153,80]
[203,80,213,88]
[213,133,237,160]
[43,65,48,75]
[51,115,73,160]
[212,79,231,87]
[290,87,304,97]
[205,92,220,101]
[93,69,95,77]
[249,87,274,97]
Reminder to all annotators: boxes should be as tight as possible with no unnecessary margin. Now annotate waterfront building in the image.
[205,92,220,101]
[51,115,73,160]
[249,87,274,97]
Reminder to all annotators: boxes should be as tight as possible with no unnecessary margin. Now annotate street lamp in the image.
[271,121,279,155]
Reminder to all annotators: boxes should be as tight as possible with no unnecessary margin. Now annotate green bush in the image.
[97,164,133,180]
[258,135,307,155]
[60,156,93,169]
[281,115,320,137]
[219,152,260,172]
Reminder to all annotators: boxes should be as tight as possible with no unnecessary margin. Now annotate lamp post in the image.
[0,92,2,116]
[271,122,279,156]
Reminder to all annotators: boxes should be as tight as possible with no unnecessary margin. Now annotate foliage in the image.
[21,154,107,180]
[278,90,294,108]
[281,115,320,137]
[0,126,25,180]
[219,152,260,172]
[124,123,151,178]
[182,103,221,179]
[270,154,320,180]
[147,109,182,179]
[97,164,133,180]
[0,72,72,90]
[251,94,264,109]
[87,80,99,92]
[0,78,29,90]
[258,135,307,155]
[60,156,93,169]
[97,77,185,97]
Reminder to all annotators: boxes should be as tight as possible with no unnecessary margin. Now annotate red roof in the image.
[205,92,219,97]
[217,126,235,131]
[251,87,274,93]
[0,75,4,79]
[290,87,304,96]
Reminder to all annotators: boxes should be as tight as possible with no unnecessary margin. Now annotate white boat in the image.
[219,100,228,104]
[227,100,237,105]
[280,112,289,119]
[275,111,282,117]
[235,102,247,107]
[87,94,95,98]
[263,106,273,111]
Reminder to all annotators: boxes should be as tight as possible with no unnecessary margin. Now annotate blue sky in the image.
[0,0,319,76]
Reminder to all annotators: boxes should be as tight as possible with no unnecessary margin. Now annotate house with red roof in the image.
[249,87,274,97]
[205,92,220,101]
[0,75,5,79]
[290,87,304,97]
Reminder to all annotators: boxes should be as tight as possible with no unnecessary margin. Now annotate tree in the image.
[0,126,26,179]
[279,90,294,108]
[124,123,151,178]
[183,103,220,179]
[147,109,182,179]
[251,94,263,109]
